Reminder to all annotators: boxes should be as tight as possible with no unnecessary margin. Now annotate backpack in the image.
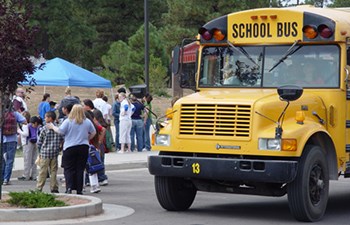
[87,145,104,174]
[28,124,38,143]
[105,129,113,153]
[2,111,17,135]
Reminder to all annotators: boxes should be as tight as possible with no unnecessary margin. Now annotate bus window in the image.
[199,45,339,88]
[199,46,263,87]
[264,45,339,88]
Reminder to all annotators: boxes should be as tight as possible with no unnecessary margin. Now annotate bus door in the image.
[345,40,350,166]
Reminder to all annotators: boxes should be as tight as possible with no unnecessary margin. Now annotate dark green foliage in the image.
[25,0,97,68]
[0,0,37,96]
[101,24,169,94]
[26,0,168,69]
[7,190,66,208]
[0,0,37,136]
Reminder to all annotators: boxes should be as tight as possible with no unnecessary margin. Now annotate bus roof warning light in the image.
[318,24,333,38]
[303,25,318,39]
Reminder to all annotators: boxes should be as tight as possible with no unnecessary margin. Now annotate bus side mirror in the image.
[277,85,303,101]
[172,46,180,75]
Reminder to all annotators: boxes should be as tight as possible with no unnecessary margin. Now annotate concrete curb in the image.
[0,193,103,222]
[12,161,148,179]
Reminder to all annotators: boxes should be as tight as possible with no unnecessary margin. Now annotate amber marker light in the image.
[295,111,305,124]
[303,25,318,39]
[282,139,297,151]
[260,15,268,20]
[151,133,156,145]
[213,29,225,41]
[251,15,258,20]
[270,15,277,19]
[165,108,174,120]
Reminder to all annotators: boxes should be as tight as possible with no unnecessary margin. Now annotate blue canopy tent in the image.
[22,57,112,88]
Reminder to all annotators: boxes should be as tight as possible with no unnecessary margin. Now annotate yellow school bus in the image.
[148,5,350,222]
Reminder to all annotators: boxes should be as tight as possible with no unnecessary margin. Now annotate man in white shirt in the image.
[102,96,112,124]
[13,88,28,112]
[93,89,109,120]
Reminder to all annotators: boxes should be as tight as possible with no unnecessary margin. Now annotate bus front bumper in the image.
[148,155,298,183]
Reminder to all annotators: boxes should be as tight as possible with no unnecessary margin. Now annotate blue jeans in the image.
[2,141,17,182]
[114,119,120,150]
[130,119,144,152]
[143,117,152,150]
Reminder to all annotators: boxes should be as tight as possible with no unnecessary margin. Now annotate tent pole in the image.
[43,86,46,94]
[110,88,115,103]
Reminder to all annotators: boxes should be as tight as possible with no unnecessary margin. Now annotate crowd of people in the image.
[1,86,153,195]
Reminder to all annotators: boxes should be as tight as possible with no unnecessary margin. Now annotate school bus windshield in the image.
[199,44,339,88]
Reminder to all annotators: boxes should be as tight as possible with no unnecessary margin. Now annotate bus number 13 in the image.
[192,163,200,174]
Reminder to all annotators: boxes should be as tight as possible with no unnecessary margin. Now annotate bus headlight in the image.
[259,138,297,151]
[155,134,170,146]
[259,138,281,150]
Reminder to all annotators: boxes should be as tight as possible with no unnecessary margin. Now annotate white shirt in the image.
[93,98,108,119]
[13,96,28,111]
[119,99,135,121]
[17,124,29,146]
[105,103,112,122]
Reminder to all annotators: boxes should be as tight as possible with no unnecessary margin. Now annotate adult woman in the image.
[118,92,134,153]
[47,105,96,194]
[38,93,54,121]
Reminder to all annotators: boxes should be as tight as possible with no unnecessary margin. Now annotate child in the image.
[92,109,109,186]
[18,115,40,181]
[36,111,63,193]
[84,111,103,193]
[17,111,31,178]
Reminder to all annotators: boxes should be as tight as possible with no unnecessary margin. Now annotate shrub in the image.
[7,190,66,208]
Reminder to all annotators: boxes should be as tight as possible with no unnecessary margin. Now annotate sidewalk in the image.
[12,124,157,178]
[12,150,158,178]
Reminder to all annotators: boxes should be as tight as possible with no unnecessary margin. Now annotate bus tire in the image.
[287,145,329,222]
[155,176,197,211]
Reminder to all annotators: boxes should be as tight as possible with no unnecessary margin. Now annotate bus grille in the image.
[179,104,252,137]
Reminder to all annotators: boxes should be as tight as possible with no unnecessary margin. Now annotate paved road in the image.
[3,168,350,224]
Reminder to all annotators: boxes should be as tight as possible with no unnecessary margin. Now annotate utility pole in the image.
[144,0,149,93]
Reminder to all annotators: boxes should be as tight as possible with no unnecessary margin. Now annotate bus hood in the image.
[173,89,326,142]
[177,89,277,105]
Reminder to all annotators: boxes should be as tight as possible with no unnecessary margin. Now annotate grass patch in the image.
[7,190,66,208]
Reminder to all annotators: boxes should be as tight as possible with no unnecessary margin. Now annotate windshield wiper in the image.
[227,41,259,67]
[269,40,302,72]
